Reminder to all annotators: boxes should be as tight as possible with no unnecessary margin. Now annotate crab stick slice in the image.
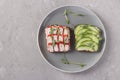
[58,27,63,34]
[53,35,57,42]
[65,28,70,37]
[52,26,58,34]
[64,36,69,43]
[47,45,54,52]
[59,43,64,52]
[45,27,51,36]
[54,44,59,52]
[59,35,63,42]
[64,45,70,51]
[46,36,52,43]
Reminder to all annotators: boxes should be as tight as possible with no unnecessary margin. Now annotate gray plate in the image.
[38,6,106,73]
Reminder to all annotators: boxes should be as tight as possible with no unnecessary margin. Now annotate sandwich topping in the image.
[45,25,70,52]
[74,24,102,52]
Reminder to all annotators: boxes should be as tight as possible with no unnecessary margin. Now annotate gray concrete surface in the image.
[0,0,120,80]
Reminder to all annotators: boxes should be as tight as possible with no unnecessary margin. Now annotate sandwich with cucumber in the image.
[74,24,102,52]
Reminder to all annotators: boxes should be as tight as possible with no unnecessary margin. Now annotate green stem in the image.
[61,53,86,67]
[72,13,85,16]
[63,53,69,64]
[64,15,70,24]
[69,62,86,67]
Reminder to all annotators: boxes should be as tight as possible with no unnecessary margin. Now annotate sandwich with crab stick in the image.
[45,25,70,52]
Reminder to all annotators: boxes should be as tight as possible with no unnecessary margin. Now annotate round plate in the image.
[38,6,106,73]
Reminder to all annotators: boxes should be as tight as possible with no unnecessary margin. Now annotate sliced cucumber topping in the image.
[92,43,99,51]
[76,35,83,42]
[74,26,83,34]
[87,25,100,34]
[85,34,99,44]
[74,24,102,52]
[77,46,94,52]
[84,30,98,35]
[76,38,91,48]
[81,40,94,47]
[76,29,88,36]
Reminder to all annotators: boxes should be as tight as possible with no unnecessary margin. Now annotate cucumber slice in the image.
[92,43,99,51]
[85,34,99,43]
[85,30,99,35]
[74,24,88,34]
[76,38,91,48]
[81,40,94,47]
[98,36,102,40]
[74,26,83,34]
[77,46,94,52]
[87,25,100,34]
[79,41,99,51]
[76,35,83,42]
[76,29,88,36]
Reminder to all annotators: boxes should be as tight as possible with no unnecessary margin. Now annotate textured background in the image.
[0,0,119,80]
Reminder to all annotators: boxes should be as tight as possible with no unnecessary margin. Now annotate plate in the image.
[38,6,106,73]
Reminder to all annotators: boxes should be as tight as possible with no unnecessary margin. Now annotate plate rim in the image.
[37,5,107,73]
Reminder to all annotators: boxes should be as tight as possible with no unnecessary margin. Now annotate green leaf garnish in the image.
[57,28,61,34]
[61,58,69,64]
[64,38,68,45]
[63,9,85,24]
[64,9,70,24]
[67,9,85,16]
[69,62,86,67]
[49,28,55,34]
[65,15,70,24]
[80,64,86,67]
[64,9,67,15]
[49,28,53,34]
[61,53,69,64]
[61,53,86,67]
[72,13,85,16]
[52,39,55,46]
[67,9,74,14]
